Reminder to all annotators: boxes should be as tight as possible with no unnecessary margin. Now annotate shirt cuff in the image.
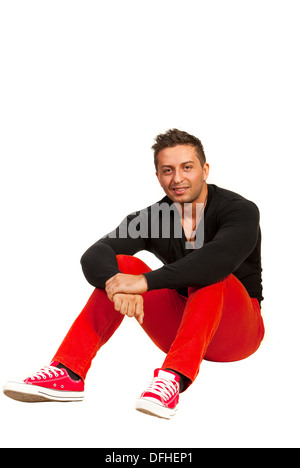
[143,268,168,291]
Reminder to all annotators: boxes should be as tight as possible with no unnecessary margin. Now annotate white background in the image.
[0,0,299,448]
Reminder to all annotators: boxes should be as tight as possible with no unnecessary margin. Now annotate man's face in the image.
[156,145,209,204]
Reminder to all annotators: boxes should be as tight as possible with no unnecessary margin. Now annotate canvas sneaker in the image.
[135,368,180,419]
[3,361,84,403]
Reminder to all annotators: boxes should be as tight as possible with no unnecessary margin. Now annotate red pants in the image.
[53,255,265,385]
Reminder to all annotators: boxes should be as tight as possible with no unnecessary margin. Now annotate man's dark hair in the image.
[152,128,206,170]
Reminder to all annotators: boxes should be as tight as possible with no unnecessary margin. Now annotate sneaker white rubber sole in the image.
[3,381,85,403]
[135,397,178,419]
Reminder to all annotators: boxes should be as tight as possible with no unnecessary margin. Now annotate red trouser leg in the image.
[53,287,125,380]
[162,274,265,384]
[53,255,264,383]
[53,255,154,379]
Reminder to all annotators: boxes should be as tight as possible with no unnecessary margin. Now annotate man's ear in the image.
[203,163,210,181]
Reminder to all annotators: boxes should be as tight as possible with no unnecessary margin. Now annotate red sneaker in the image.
[3,362,84,403]
[135,369,180,419]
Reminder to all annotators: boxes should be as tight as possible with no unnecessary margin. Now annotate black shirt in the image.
[81,184,263,304]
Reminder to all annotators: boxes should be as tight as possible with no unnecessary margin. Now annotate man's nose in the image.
[172,169,184,184]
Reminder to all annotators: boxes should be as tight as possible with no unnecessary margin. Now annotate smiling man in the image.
[3,129,265,419]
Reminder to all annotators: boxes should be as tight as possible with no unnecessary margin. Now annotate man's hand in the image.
[112,293,144,324]
[105,273,148,301]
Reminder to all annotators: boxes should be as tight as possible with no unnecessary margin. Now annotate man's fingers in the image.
[120,298,130,316]
[112,294,144,323]
[105,284,113,301]
[134,296,144,325]
[105,273,121,287]
[136,312,144,325]
[105,275,119,300]
[126,299,135,317]
[114,294,133,317]
[113,294,122,312]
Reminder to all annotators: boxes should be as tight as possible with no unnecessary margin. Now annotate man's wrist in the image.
[143,268,166,291]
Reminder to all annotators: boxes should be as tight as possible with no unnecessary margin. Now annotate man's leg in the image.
[53,288,126,380]
[135,272,264,417]
[3,255,166,402]
[53,255,155,380]
[3,254,264,406]
[3,286,127,402]
[53,254,188,380]
[55,257,264,385]
[161,273,265,388]
[204,275,265,363]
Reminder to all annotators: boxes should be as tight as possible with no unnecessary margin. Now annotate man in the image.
[3,129,264,419]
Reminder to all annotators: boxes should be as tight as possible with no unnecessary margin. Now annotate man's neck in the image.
[179,182,208,219]
[176,183,208,241]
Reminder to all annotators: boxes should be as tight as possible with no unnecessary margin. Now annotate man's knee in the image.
[188,276,228,300]
[116,255,152,275]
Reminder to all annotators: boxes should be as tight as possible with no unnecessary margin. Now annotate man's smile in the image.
[171,187,189,195]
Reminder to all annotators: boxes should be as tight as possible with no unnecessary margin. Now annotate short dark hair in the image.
[152,128,206,170]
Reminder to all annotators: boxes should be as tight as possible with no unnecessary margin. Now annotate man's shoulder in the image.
[209,184,246,201]
[209,184,258,208]
[208,185,260,226]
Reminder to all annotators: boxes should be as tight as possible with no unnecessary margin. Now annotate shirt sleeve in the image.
[80,211,147,289]
[143,199,260,290]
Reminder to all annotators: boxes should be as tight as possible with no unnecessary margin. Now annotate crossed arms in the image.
[81,198,260,323]
[105,273,148,324]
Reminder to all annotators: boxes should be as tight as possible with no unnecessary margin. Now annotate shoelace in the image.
[28,365,64,381]
[145,376,179,402]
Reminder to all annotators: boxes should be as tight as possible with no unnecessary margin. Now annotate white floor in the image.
[1,305,299,449]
